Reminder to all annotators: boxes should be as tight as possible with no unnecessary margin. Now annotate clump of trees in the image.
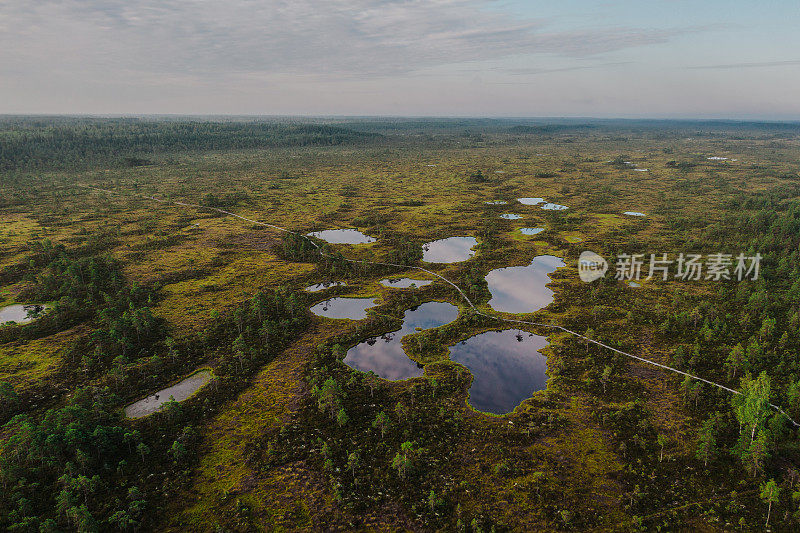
[1,387,149,530]
[384,237,423,266]
[1,241,164,374]
[203,287,307,377]
[466,170,488,183]
[461,266,490,302]
[200,191,249,208]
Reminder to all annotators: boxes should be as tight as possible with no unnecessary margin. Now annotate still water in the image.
[449,330,549,414]
[344,301,459,380]
[422,237,478,263]
[307,229,376,244]
[0,304,47,325]
[380,278,433,289]
[310,297,379,320]
[486,255,565,314]
[124,370,213,418]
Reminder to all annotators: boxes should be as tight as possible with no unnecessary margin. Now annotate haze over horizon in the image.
[2,0,799,119]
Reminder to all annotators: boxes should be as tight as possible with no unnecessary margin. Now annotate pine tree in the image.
[372,411,389,438]
[695,416,717,466]
[315,377,344,419]
[363,371,381,397]
[759,479,779,527]
[745,432,769,477]
[657,434,668,462]
[336,408,349,427]
[346,450,360,480]
[601,366,612,394]
[391,441,416,479]
[726,343,745,379]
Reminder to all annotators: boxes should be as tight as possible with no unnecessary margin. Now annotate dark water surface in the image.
[449,330,549,414]
[343,301,459,380]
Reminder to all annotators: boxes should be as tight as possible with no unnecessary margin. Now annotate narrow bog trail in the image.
[82,185,799,426]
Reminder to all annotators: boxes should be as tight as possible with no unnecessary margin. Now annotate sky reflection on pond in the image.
[449,330,549,414]
[344,301,459,380]
[486,255,564,314]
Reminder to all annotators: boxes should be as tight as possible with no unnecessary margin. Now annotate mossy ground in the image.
[3,128,800,530]
[0,326,84,393]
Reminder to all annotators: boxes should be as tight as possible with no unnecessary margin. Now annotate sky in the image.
[1,0,799,118]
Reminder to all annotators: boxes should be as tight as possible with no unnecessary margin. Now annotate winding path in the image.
[82,185,799,427]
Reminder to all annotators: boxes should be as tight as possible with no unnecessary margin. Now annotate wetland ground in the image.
[2,117,800,532]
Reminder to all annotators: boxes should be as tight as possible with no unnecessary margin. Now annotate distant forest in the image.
[0,117,382,171]
[2,115,800,172]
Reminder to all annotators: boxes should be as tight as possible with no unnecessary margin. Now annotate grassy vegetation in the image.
[2,117,800,531]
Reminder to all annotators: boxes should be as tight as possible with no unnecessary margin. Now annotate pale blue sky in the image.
[1,0,798,118]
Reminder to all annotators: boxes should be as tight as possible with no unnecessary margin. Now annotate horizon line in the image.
[2,113,800,124]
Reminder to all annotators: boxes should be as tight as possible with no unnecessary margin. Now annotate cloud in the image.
[0,0,697,80]
[500,62,633,76]
[688,59,800,70]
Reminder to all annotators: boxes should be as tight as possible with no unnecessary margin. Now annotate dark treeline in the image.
[0,117,381,171]
[336,117,800,136]
[3,116,797,173]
